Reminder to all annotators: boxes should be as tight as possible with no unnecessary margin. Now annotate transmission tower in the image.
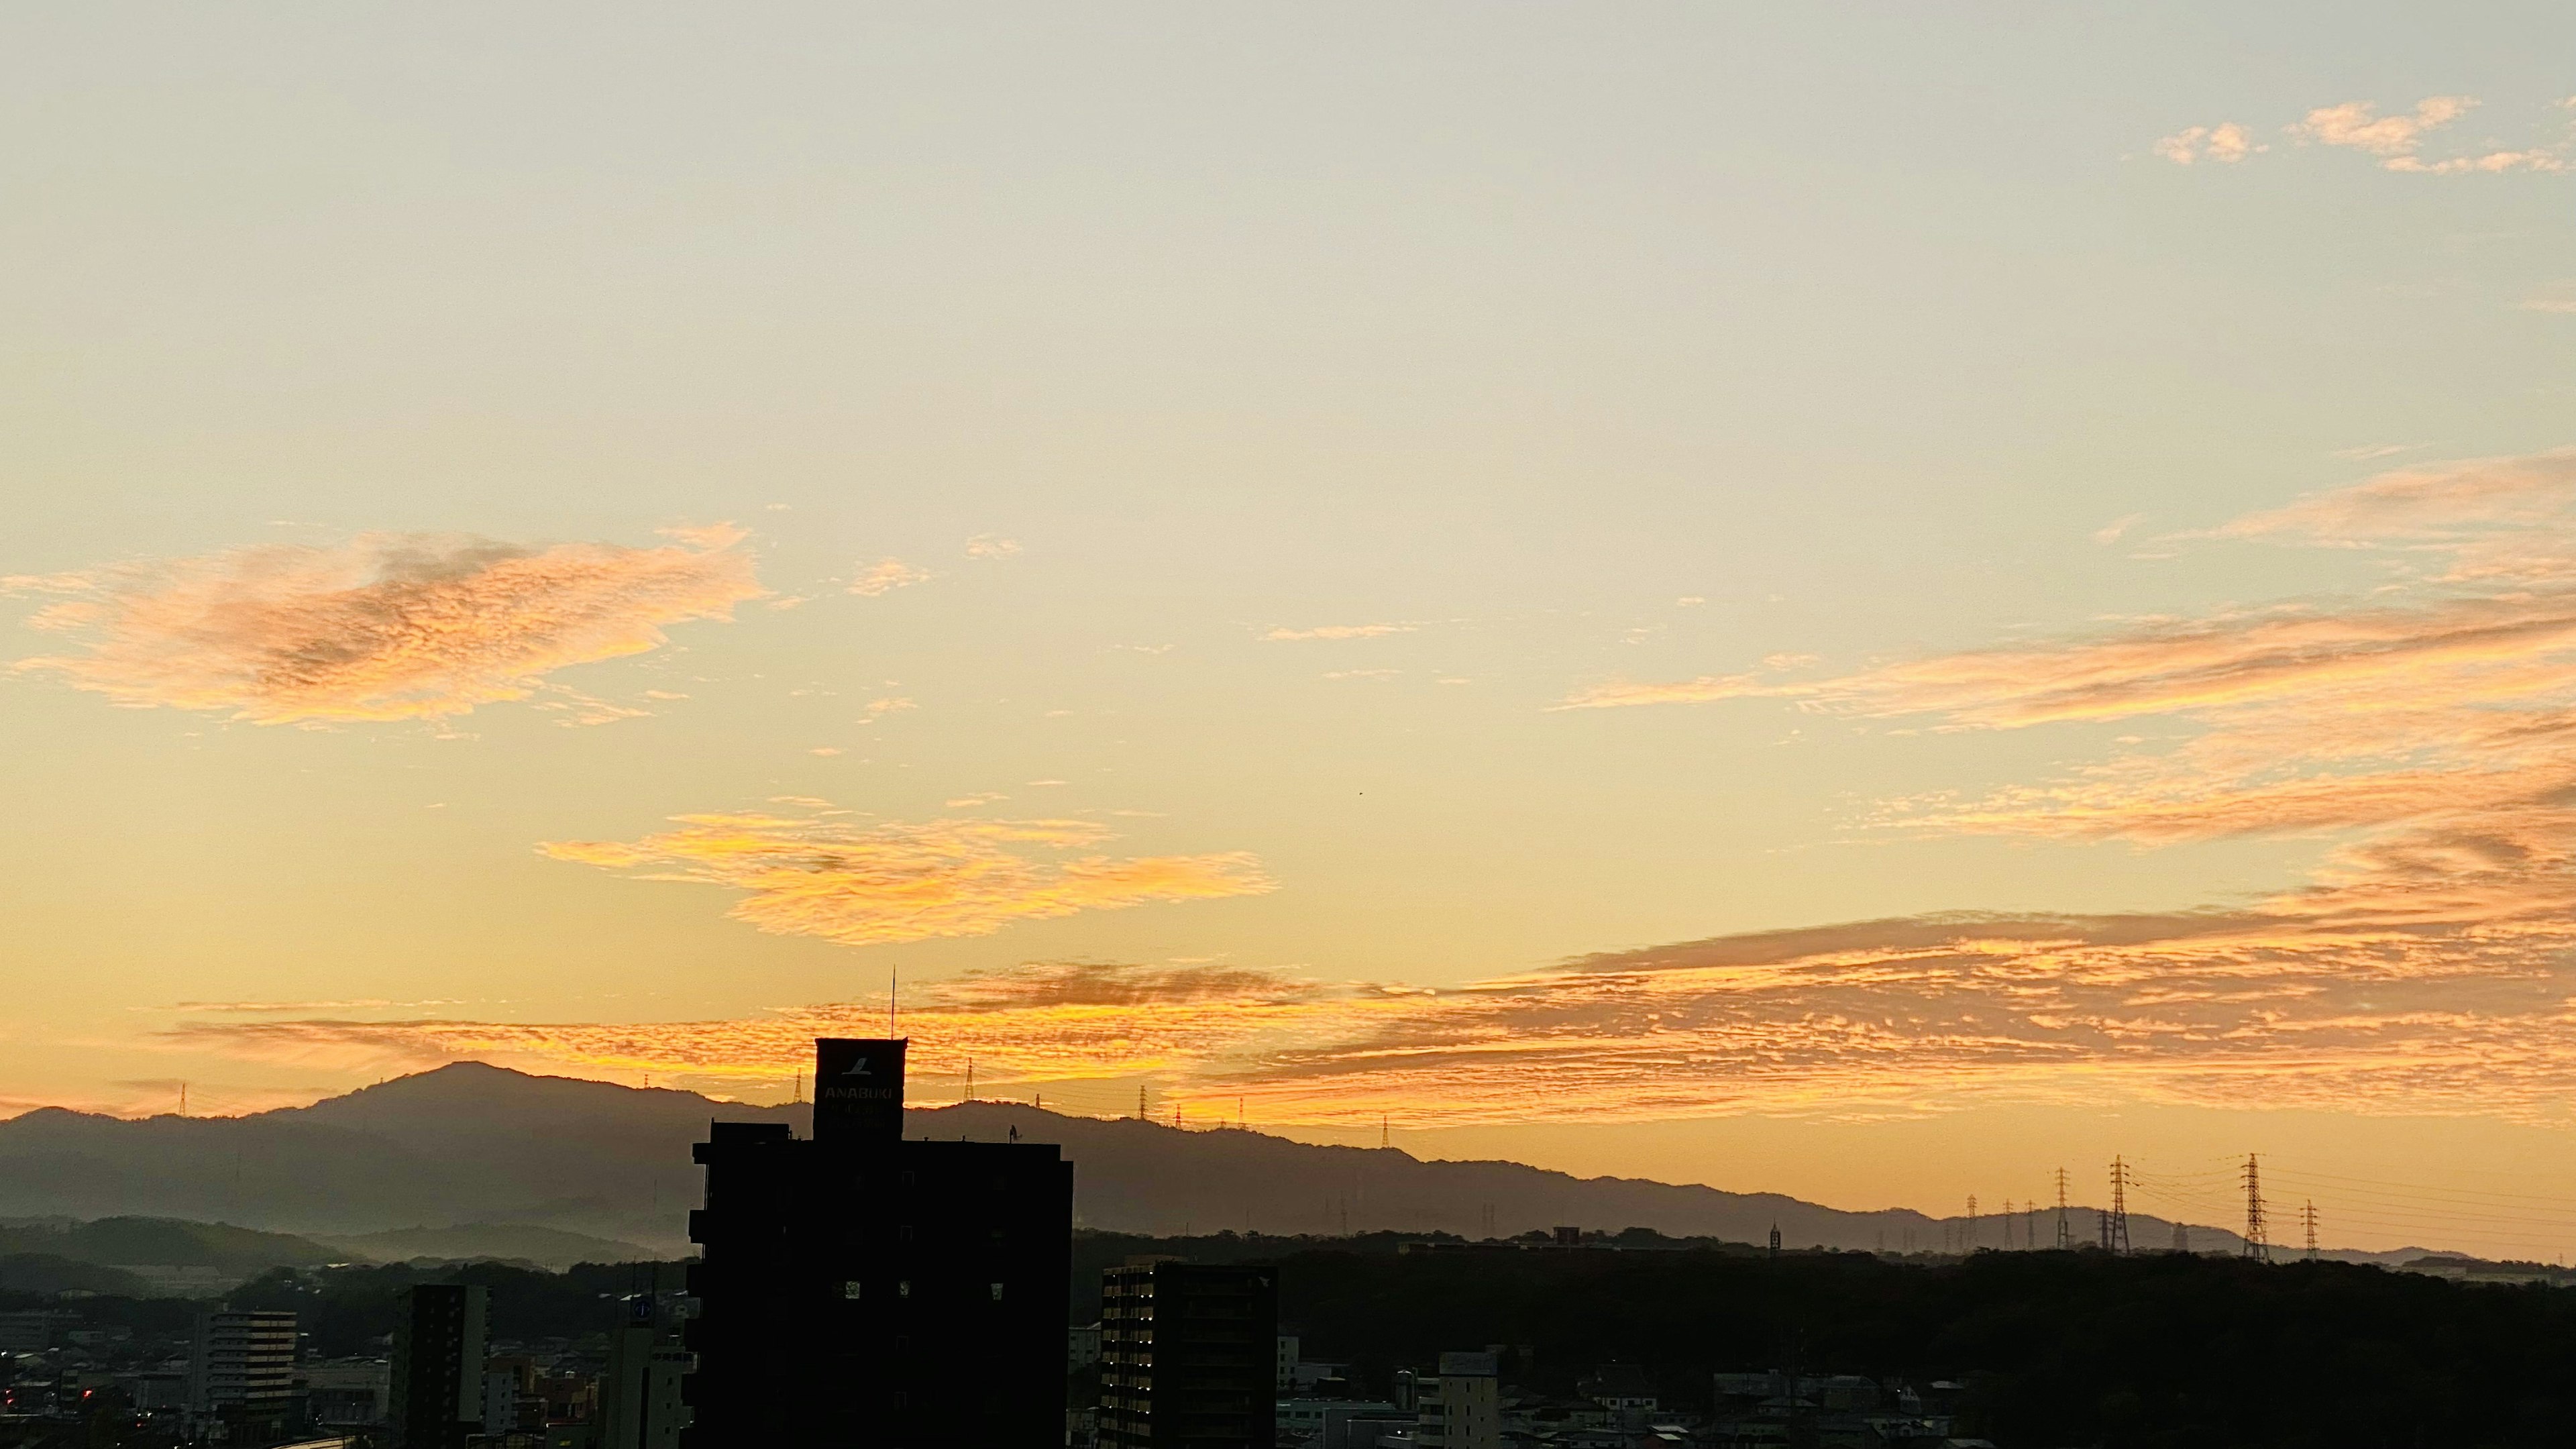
[2241,1153,2270,1261]
[2054,1167,2072,1250]
[2104,1157,2133,1255]
[2301,1199,2320,1261]
[2172,1220,2189,1254]
[1965,1195,1978,1251]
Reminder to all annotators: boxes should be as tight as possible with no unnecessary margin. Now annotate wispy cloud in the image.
[537,803,1273,947]
[2153,123,2259,165]
[8,528,761,724]
[1263,623,1415,641]
[849,558,931,596]
[2520,283,2576,316]
[2093,513,2148,545]
[2155,96,2570,176]
[965,535,1022,560]
[1562,446,2576,870]
[1553,672,1784,711]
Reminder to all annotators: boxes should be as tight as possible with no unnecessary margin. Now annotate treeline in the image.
[1265,1244,2576,1448]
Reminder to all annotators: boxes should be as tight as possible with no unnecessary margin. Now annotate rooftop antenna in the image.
[889,965,898,1036]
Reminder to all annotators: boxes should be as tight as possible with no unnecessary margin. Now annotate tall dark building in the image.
[1099,1260,1279,1449]
[388,1283,488,1449]
[684,1038,1074,1447]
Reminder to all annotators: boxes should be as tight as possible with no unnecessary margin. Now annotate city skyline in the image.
[9,4,2576,1256]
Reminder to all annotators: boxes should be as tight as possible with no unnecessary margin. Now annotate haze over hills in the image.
[0,1063,2326,1261]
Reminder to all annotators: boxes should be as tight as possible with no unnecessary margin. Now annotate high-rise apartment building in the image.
[388,1283,488,1449]
[684,1037,1075,1446]
[1098,1260,1279,1449]
[186,1309,297,1434]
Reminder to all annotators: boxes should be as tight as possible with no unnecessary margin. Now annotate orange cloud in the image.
[9,528,761,724]
[538,804,1275,945]
[158,888,2576,1130]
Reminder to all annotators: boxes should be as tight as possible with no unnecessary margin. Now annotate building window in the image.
[990,1282,1005,1300]
[898,1280,910,1297]
[842,1281,862,1299]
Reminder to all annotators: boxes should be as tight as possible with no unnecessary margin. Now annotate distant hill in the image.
[315,1223,654,1271]
[0,1254,154,1298]
[0,1063,2298,1259]
[0,1216,339,1272]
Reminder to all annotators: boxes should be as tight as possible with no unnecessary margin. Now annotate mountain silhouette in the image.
[0,1063,2279,1258]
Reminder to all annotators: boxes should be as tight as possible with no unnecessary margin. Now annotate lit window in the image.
[990,1283,1005,1300]
[842,1281,862,1299]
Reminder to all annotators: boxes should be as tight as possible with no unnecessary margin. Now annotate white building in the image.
[186,1309,297,1432]
[1417,1352,1500,1449]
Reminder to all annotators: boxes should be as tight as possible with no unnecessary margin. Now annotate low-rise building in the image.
[1277,1397,1401,1449]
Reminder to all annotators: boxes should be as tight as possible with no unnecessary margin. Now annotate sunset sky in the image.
[11,4,2576,1256]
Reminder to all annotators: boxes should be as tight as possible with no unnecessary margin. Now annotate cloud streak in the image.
[538,803,1274,946]
[1265,623,1415,641]
[9,528,761,724]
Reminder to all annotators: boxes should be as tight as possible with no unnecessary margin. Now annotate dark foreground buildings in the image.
[388,1283,488,1449]
[685,1037,1075,1446]
[1099,1260,1279,1449]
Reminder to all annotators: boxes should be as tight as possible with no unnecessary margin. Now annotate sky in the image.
[9,2,2576,1258]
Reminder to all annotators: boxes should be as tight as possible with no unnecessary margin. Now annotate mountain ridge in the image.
[0,1063,2360,1260]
